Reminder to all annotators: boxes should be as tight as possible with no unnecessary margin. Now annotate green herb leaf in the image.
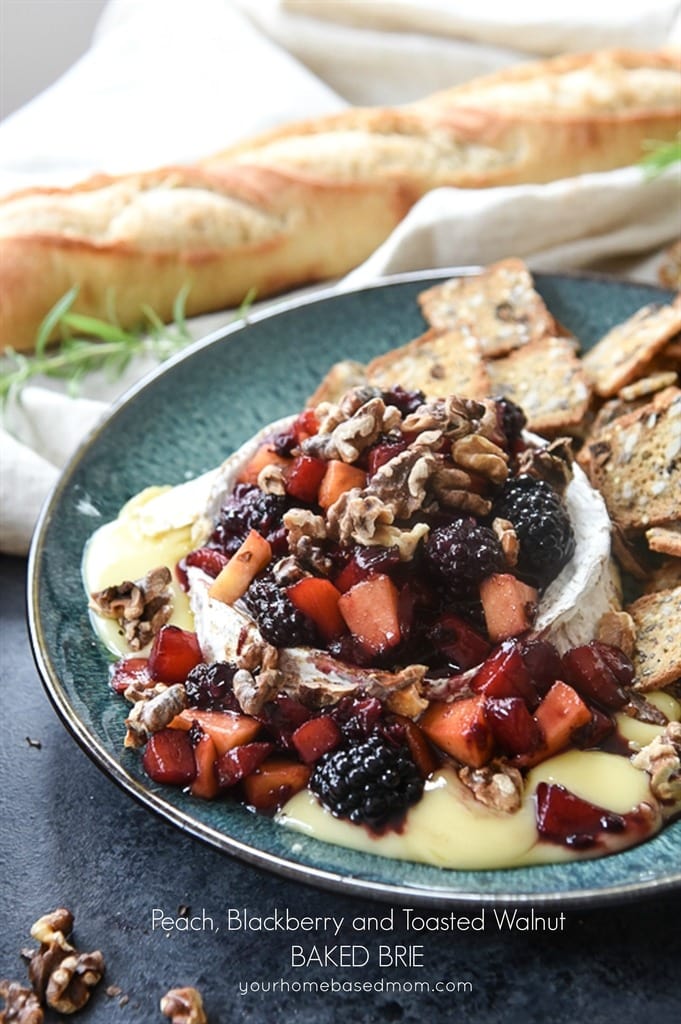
[640,134,681,178]
[1,285,258,405]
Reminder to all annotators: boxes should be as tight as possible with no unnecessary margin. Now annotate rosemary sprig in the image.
[639,133,681,178]
[0,285,257,404]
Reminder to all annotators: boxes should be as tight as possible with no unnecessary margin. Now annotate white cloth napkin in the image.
[1,0,680,555]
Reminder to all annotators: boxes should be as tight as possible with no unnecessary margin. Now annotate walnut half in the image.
[89,566,173,651]
[0,981,44,1024]
[160,987,208,1024]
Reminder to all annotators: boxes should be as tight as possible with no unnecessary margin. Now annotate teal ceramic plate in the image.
[28,269,681,907]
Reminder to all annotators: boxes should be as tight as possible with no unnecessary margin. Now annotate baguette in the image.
[1,48,679,352]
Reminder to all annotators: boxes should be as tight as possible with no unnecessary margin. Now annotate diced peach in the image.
[242,758,312,812]
[419,695,493,768]
[480,574,538,643]
[394,716,439,779]
[291,716,342,764]
[287,577,346,641]
[238,442,291,485]
[338,574,401,655]
[525,680,593,765]
[169,709,262,756]
[317,460,367,509]
[191,731,219,799]
[285,455,327,504]
[208,529,271,605]
[142,728,196,786]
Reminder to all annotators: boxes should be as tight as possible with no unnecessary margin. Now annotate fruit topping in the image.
[535,782,626,848]
[310,733,423,828]
[530,681,592,763]
[484,697,543,757]
[216,741,275,789]
[426,612,491,672]
[210,484,289,556]
[492,474,575,588]
[479,574,538,644]
[109,656,153,696]
[318,460,367,509]
[286,577,346,642]
[148,626,203,683]
[561,643,629,710]
[285,455,328,504]
[420,695,493,768]
[291,716,343,764]
[337,574,402,656]
[244,575,319,647]
[190,729,219,799]
[424,519,505,596]
[495,395,527,450]
[208,529,273,605]
[472,640,537,706]
[169,709,262,756]
[184,662,240,711]
[142,728,196,786]
[243,758,312,812]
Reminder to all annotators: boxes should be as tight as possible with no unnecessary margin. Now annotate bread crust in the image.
[1,48,679,351]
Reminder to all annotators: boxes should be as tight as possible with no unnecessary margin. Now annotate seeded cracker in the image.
[579,387,681,535]
[627,585,681,691]
[644,559,681,595]
[485,335,592,436]
[365,327,490,399]
[417,258,557,358]
[306,359,368,407]
[646,523,681,558]
[581,297,681,398]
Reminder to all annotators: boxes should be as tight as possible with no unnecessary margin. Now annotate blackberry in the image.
[424,518,505,595]
[380,385,426,417]
[185,662,240,711]
[210,484,288,555]
[310,733,423,828]
[244,575,318,647]
[493,474,575,588]
[495,395,527,449]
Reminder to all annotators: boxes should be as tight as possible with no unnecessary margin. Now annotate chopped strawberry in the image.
[535,782,626,848]
[484,696,543,756]
[109,656,152,696]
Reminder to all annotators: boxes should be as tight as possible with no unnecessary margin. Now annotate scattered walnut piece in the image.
[631,721,681,801]
[459,763,524,813]
[517,438,574,495]
[89,566,173,651]
[283,508,331,573]
[44,951,105,1015]
[24,908,105,1017]
[367,447,438,517]
[451,433,509,484]
[0,981,44,1023]
[304,396,400,462]
[256,463,287,495]
[124,684,188,748]
[160,986,207,1024]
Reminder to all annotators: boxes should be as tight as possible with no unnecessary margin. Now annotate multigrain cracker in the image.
[485,335,591,436]
[417,258,557,358]
[307,360,368,407]
[578,387,681,535]
[582,297,681,398]
[644,558,681,594]
[628,585,681,691]
[365,327,490,399]
[646,523,681,557]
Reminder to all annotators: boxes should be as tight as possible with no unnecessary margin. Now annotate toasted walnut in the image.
[326,489,394,546]
[491,517,519,567]
[367,448,438,517]
[256,463,287,495]
[517,438,574,495]
[160,987,207,1024]
[123,680,168,705]
[283,508,331,573]
[369,522,430,560]
[459,763,524,813]
[622,693,669,726]
[430,485,491,517]
[124,684,188,748]
[631,721,681,801]
[30,909,73,950]
[304,397,400,463]
[451,433,509,484]
[232,646,281,715]
[597,610,636,659]
[271,556,309,588]
[0,981,44,1023]
[45,951,105,1015]
[403,395,483,438]
[89,566,172,651]
[27,942,69,1004]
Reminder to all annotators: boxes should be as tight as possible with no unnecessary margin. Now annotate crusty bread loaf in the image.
[1,48,679,352]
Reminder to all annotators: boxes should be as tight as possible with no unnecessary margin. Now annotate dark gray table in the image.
[2,555,679,1023]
